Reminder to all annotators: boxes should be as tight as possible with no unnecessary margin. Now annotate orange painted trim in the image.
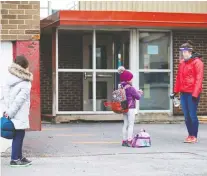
[60,20,207,28]
[41,10,207,29]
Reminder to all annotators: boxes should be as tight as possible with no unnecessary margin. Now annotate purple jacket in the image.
[121,82,141,109]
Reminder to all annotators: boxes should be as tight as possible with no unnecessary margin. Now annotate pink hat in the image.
[118,66,133,82]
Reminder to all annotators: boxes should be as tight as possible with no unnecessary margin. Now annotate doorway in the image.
[82,31,130,112]
[57,29,130,114]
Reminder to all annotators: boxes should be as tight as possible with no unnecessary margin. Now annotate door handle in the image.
[97,74,112,78]
[84,72,87,80]
[84,73,112,79]
[84,72,92,80]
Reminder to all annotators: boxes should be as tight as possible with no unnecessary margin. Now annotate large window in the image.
[56,30,171,114]
[138,32,171,111]
[57,29,130,113]
[139,72,170,110]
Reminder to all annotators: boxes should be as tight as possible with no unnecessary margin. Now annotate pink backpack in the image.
[132,129,151,148]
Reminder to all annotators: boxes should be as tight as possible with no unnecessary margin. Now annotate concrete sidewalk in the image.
[1,153,207,176]
[0,138,12,153]
[1,123,207,176]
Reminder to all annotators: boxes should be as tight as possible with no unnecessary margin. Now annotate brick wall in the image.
[58,72,83,111]
[0,1,40,41]
[58,33,83,69]
[40,34,52,114]
[40,32,83,114]
[58,33,83,111]
[173,31,207,115]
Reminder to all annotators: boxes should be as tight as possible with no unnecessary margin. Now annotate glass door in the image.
[86,30,130,112]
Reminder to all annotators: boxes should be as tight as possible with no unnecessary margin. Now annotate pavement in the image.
[1,122,207,176]
[0,137,12,153]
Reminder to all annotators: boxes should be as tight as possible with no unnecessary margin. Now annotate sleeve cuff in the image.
[192,93,198,98]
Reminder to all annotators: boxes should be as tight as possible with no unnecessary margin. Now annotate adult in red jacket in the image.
[172,40,204,143]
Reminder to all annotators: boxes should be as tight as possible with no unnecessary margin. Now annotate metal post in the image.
[136,29,140,114]
[170,31,173,116]
[130,29,139,114]
[52,28,58,117]
[92,29,96,112]
[55,28,59,115]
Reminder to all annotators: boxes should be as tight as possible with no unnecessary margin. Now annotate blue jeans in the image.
[11,130,25,160]
[180,93,200,138]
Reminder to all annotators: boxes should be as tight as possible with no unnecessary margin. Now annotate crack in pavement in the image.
[2,151,207,159]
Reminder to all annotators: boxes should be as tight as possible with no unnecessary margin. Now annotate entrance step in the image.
[54,113,184,124]
[42,114,207,124]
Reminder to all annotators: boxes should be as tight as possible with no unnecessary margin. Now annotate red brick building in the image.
[40,9,207,122]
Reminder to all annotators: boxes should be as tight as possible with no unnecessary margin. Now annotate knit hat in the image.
[118,66,133,82]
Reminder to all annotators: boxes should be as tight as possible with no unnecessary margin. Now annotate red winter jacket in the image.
[174,53,204,98]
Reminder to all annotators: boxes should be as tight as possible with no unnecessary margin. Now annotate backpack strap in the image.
[123,84,131,90]
[118,89,125,101]
[122,85,133,108]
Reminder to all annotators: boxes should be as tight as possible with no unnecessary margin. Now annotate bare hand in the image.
[3,112,9,118]
[138,89,143,95]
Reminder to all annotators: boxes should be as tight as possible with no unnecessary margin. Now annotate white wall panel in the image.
[0,42,13,106]
[79,1,207,13]
[0,42,13,151]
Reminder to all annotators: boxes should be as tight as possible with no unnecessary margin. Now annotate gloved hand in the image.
[170,93,177,99]
[192,96,197,102]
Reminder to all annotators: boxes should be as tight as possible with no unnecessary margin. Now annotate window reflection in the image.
[139,72,170,110]
[139,32,170,69]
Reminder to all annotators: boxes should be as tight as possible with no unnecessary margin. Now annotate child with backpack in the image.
[118,66,143,147]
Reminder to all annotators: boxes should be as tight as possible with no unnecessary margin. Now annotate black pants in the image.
[11,130,25,160]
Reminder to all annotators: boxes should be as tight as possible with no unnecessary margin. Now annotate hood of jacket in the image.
[191,52,202,59]
[7,63,33,86]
